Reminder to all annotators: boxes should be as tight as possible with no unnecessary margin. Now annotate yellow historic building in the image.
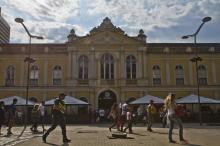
[0,17,220,111]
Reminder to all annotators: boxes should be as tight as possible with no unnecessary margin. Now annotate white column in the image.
[44,59,48,85]
[20,61,24,85]
[166,60,170,85]
[211,61,217,84]
[188,61,193,85]
[67,51,72,79]
[143,49,147,78]
[93,56,97,79]
[72,51,77,79]
[89,50,94,78]
[120,51,125,79]
[137,49,143,79]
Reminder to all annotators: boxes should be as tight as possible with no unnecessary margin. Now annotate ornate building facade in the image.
[0,17,220,111]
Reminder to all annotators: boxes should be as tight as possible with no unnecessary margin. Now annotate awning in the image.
[130,95,164,105]
[176,94,220,104]
[0,96,35,106]
[45,96,89,105]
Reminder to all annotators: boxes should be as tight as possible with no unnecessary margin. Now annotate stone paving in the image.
[1,124,220,146]
[0,126,42,146]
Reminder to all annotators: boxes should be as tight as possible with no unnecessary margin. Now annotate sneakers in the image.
[180,139,188,144]
[63,138,71,143]
[42,135,47,143]
[169,140,176,143]
[7,131,13,135]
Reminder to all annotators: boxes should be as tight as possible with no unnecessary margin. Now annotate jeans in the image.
[147,114,153,130]
[43,113,67,140]
[168,114,184,141]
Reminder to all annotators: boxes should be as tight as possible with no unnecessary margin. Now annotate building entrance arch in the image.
[98,90,117,110]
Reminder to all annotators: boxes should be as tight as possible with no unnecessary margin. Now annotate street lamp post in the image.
[15,18,43,136]
[182,17,211,126]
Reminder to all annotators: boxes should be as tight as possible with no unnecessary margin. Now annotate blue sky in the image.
[0,0,219,43]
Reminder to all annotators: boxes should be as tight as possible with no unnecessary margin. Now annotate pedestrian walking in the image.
[0,101,5,135]
[42,93,71,143]
[119,102,128,132]
[147,100,156,132]
[6,98,17,135]
[159,105,167,128]
[30,104,40,132]
[108,102,120,132]
[123,106,133,134]
[39,101,46,132]
[164,93,187,144]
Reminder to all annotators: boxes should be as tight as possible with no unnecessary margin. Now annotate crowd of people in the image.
[107,93,188,144]
[0,93,188,144]
[0,99,47,135]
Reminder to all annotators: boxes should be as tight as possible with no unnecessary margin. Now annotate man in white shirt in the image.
[119,102,128,131]
[39,101,46,132]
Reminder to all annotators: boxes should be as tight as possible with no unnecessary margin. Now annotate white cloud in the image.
[1,0,219,43]
[87,0,194,31]
[198,0,220,17]
[5,0,80,22]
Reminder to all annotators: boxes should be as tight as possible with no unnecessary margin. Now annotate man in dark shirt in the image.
[42,93,71,143]
[7,98,17,135]
[0,101,5,135]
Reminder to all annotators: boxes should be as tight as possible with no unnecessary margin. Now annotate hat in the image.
[59,93,66,97]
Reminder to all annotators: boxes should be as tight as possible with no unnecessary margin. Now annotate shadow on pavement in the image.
[45,142,69,146]
[186,144,201,146]
[151,131,168,135]
[131,132,148,136]
[107,136,134,139]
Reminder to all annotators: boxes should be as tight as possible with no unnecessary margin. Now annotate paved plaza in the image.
[1,124,220,146]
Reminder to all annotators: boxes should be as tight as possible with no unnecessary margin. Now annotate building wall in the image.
[0,18,220,112]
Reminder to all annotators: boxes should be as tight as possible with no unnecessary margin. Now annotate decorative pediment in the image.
[67,17,147,45]
[90,17,125,35]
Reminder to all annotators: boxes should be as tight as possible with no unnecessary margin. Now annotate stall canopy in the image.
[130,95,164,105]
[45,96,89,105]
[176,94,220,104]
[0,96,35,106]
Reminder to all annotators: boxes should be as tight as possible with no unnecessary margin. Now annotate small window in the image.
[126,55,136,79]
[53,65,62,85]
[30,65,39,86]
[5,65,15,86]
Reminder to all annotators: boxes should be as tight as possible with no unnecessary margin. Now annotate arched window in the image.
[152,65,161,85]
[53,65,62,85]
[101,53,114,79]
[30,65,39,86]
[175,65,184,85]
[5,65,15,86]
[126,55,136,79]
[198,65,207,85]
[78,55,88,79]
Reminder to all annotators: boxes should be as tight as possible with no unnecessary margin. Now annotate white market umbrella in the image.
[130,95,164,105]
[0,96,35,106]
[176,94,220,104]
[45,95,89,105]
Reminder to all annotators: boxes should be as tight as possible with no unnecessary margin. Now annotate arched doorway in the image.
[98,90,117,110]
